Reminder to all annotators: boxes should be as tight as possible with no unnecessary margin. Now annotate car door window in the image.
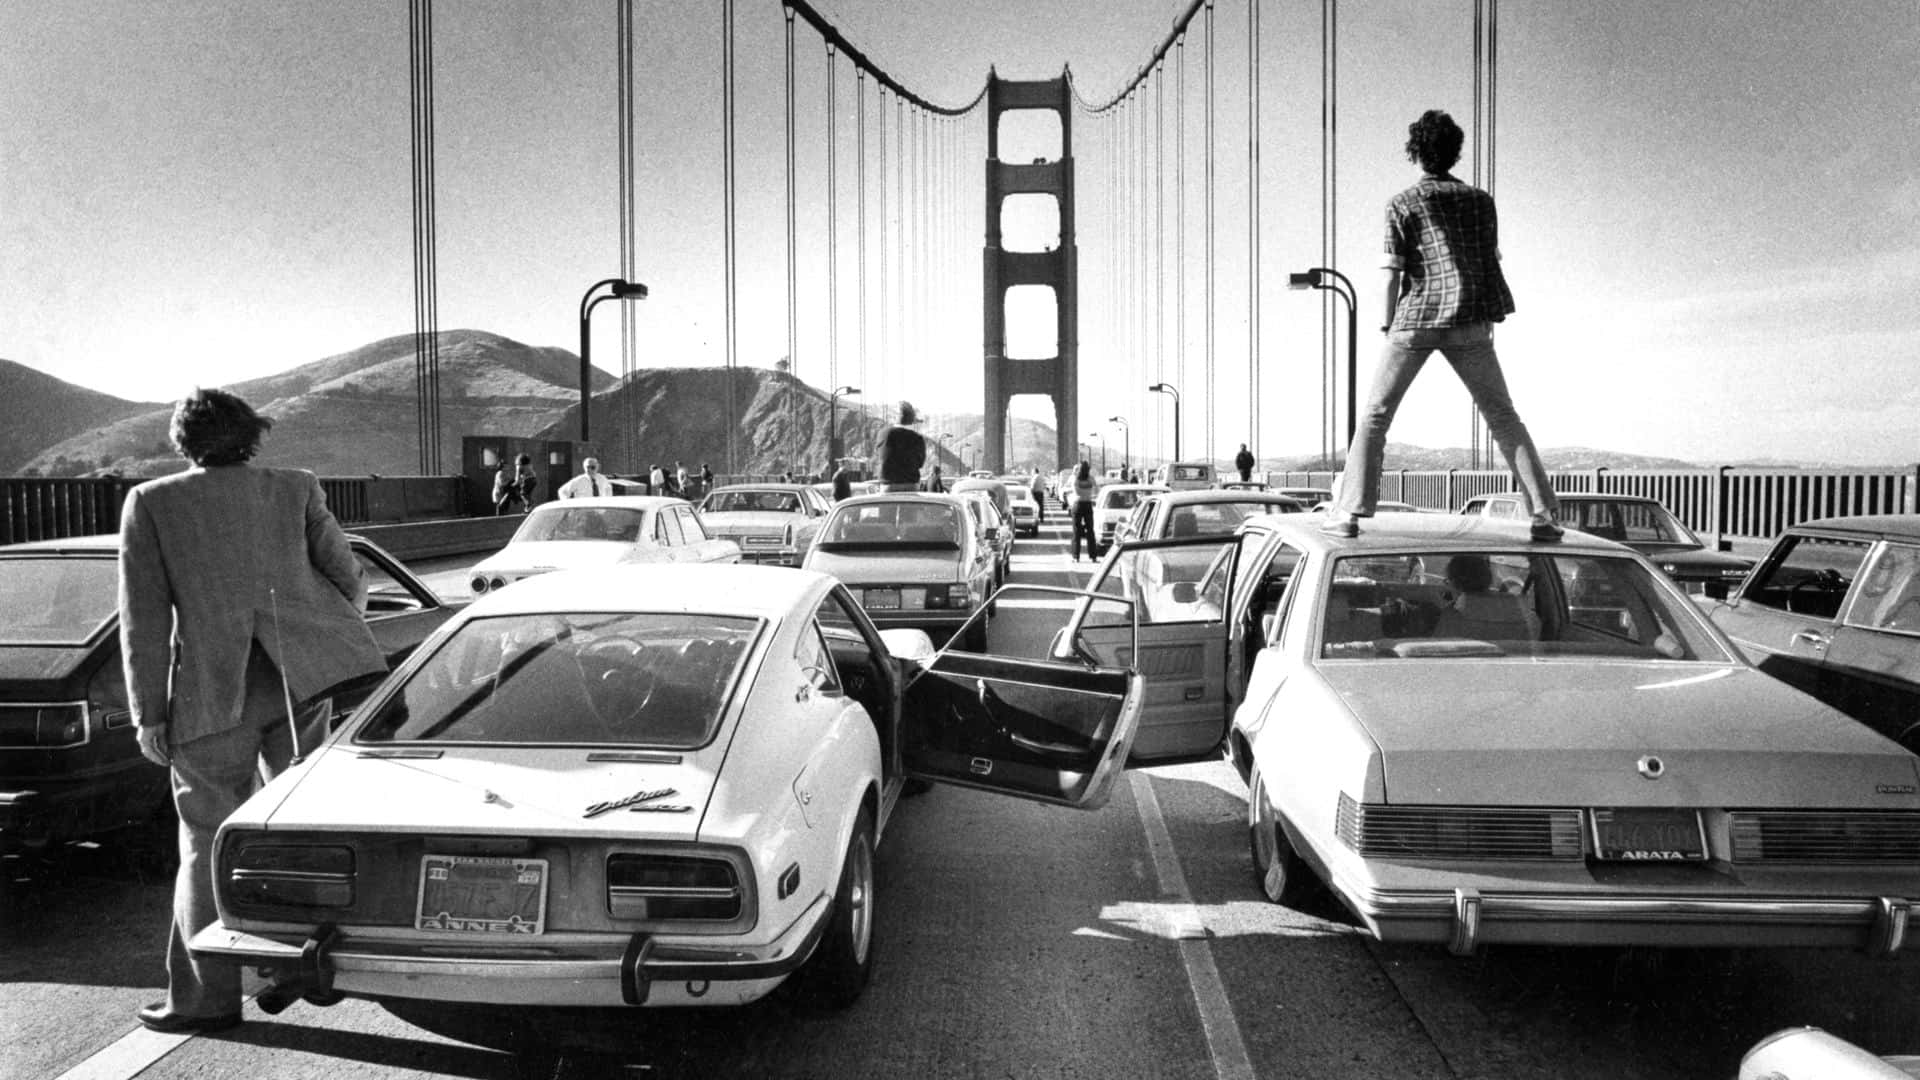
[1844,543,1920,634]
[357,548,427,614]
[1743,534,1871,619]
[797,621,841,693]
[676,506,708,542]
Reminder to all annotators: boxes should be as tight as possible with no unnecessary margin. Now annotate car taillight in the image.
[606,853,743,921]
[469,574,490,594]
[0,704,88,749]
[227,841,356,909]
[926,584,972,610]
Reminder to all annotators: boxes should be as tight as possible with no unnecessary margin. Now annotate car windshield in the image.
[1561,500,1700,546]
[1162,501,1277,538]
[815,502,963,551]
[355,612,759,746]
[705,490,801,514]
[511,507,647,543]
[0,556,119,644]
[1318,551,1728,662]
[1171,465,1210,482]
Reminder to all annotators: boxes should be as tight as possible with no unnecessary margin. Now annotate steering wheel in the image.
[581,636,656,729]
[1786,568,1847,614]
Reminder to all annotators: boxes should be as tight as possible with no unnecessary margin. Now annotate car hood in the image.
[806,548,963,583]
[245,744,717,840]
[1633,546,1753,572]
[473,541,656,572]
[1319,663,1920,808]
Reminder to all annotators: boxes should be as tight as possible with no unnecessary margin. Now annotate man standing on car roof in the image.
[118,388,386,1036]
[876,400,926,493]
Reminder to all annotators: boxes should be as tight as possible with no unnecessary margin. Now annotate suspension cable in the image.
[1204,0,1215,463]
[618,0,636,471]
[1154,61,1166,461]
[784,6,798,474]
[408,0,441,474]
[856,70,868,436]
[1175,34,1186,460]
[1322,0,1337,464]
[721,0,738,475]
[827,42,839,413]
[1247,0,1261,461]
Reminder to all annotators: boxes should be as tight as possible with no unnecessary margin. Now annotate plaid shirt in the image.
[1384,172,1514,329]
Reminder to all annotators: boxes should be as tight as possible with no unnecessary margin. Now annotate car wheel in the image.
[1247,764,1314,907]
[794,808,876,1010]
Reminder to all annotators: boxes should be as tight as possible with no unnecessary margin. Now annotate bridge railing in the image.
[1266,465,1920,545]
[1,474,466,546]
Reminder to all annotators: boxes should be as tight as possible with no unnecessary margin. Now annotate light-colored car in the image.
[468,496,738,596]
[1061,513,1920,954]
[804,493,1000,651]
[1094,483,1169,551]
[1310,499,1421,516]
[188,564,1143,1029]
[1276,486,1333,505]
[1005,483,1041,537]
[1703,514,1920,751]
[1111,490,1307,598]
[958,490,1015,591]
[698,483,832,567]
[1462,492,1753,598]
[1218,479,1271,493]
[951,475,1011,522]
[1153,461,1217,491]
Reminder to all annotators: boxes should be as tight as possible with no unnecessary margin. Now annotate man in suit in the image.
[119,388,387,1034]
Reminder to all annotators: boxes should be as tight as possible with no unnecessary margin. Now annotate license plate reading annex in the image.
[417,854,550,934]
[1590,808,1706,862]
[864,588,901,610]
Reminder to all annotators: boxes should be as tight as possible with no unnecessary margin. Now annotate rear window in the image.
[0,556,119,644]
[511,507,647,544]
[356,612,760,747]
[816,502,963,551]
[705,490,802,514]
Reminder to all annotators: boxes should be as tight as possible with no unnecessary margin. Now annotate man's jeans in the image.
[1333,323,1558,519]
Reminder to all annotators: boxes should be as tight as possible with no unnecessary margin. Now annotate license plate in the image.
[1590,808,1705,862]
[864,588,900,610]
[417,855,549,934]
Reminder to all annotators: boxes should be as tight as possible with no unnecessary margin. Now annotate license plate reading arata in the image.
[864,588,901,610]
[1590,808,1706,862]
[417,854,549,934]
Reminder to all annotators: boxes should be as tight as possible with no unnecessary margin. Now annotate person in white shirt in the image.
[558,458,612,499]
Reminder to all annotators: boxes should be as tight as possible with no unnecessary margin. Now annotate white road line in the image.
[56,995,262,1080]
[1129,770,1257,1080]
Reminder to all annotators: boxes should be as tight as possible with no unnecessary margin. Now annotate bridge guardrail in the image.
[1265,466,1920,546]
[2,474,467,546]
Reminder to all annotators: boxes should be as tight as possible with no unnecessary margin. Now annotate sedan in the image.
[468,496,739,596]
[1061,513,1920,954]
[804,494,998,651]
[189,564,1141,1026]
[698,483,832,567]
[1462,492,1753,597]
[1005,483,1042,537]
[1094,483,1169,551]
[0,533,456,854]
[1703,514,1920,750]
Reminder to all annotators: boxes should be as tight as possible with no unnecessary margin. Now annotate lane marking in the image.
[55,994,263,1080]
[1129,771,1257,1080]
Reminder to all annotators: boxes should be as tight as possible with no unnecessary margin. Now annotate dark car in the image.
[0,533,458,854]
[1461,492,1753,598]
[1703,515,1920,750]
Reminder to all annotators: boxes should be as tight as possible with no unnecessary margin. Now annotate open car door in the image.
[1061,536,1244,763]
[901,585,1143,810]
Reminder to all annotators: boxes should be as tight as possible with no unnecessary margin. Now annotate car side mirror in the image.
[879,628,937,669]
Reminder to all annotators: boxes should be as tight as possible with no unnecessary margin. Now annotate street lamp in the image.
[1148,382,1181,461]
[1287,267,1357,451]
[829,385,861,468]
[577,278,650,442]
[1108,415,1130,478]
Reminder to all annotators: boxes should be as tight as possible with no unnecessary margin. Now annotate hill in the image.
[0,359,160,473]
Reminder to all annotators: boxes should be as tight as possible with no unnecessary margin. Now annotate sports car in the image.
[190,564,1142,1019]
[468,496,738,596]
[0,533,456,854]
[1060,513,1920,954]
[698,483,833,567]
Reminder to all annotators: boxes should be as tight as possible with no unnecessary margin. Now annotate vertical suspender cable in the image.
[1470,0,1484,468]
[1247,0,1261,462]
[424,0,440,473]
[1154,63,1165,461]
[878,89,889,455]
[827,44,840,416]
[618,0,636,471]
[784,6,798,475]
[721,0,738,476]
[407,0,441,476]
[1204,0,1216,463]
[1321,0,1336,465]
[408,0,424,475]
[857,71,868,437]
[1176,36,1186,461]
[1486,0,1498,470]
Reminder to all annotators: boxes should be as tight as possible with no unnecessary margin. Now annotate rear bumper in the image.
[189,893,831,1008]
[0,771,170,849]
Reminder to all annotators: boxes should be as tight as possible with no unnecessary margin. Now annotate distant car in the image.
[1702,515,1920,750]
[1217,480,1271,493]
[1154,461,1217,491]
[1115,489,1306,546]
[957,490,1014,593]
[0,533,457,855]
[1067,513,1920,954]
[1275,487,1333,505]
[950,475,1011,522]
[188,564,1143,1025]
[698,483,832,567]
[803,493,999,651]
[1461,492,1753,598]
[1005,484,1041,537]
[1310,500,1420,515]
[1094,483,1169,552]
[468,496,739,596]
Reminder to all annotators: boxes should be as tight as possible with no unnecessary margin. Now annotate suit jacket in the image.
[118,465,387,743]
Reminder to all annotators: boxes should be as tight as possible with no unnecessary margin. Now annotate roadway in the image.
[5,521,1918,1079]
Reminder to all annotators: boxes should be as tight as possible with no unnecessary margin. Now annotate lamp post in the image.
[829,385,860,469]
[1108,415,1130,479]
[1286,267,1357,453]
[1148,382,1181,461]
[577,278,650,442]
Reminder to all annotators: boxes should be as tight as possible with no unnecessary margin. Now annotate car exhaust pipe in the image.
[254,923,342,1014]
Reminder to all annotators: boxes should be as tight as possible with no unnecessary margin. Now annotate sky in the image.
[2,0,1916,468]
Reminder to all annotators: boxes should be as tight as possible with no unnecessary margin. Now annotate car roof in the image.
[1147,490,1302,507]
[465,562,832,618]
[1475,491,1658,506]
[1791,514,1920,539]
[1250,510,1634,556]
[830,492,964,508]
[532,495,680,509]
[1098,483,1167,494]
[708,483,815,494]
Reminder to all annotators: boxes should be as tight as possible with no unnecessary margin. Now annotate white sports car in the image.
[468,496,739,596]
[190,564,1142,1026]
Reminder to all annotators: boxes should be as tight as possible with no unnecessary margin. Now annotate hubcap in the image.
[847,836,873,964]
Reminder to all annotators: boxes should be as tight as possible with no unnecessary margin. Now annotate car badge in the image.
[1636,755,1665,780]
[584,787,692,818]
[1877,784,1917,796]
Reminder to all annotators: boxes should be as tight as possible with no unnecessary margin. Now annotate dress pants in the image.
[163,645,329,1018]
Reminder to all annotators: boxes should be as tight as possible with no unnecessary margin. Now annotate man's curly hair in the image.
[170,388,272,466]
[1405,109,1464,174]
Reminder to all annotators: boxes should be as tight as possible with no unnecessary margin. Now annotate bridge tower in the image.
[982,73,1077,473]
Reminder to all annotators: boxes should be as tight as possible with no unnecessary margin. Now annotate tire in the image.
[1247,764,1316,907]
[794,808,876,1010]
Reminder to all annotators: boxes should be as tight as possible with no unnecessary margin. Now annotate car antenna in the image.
[271,586,306,766]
